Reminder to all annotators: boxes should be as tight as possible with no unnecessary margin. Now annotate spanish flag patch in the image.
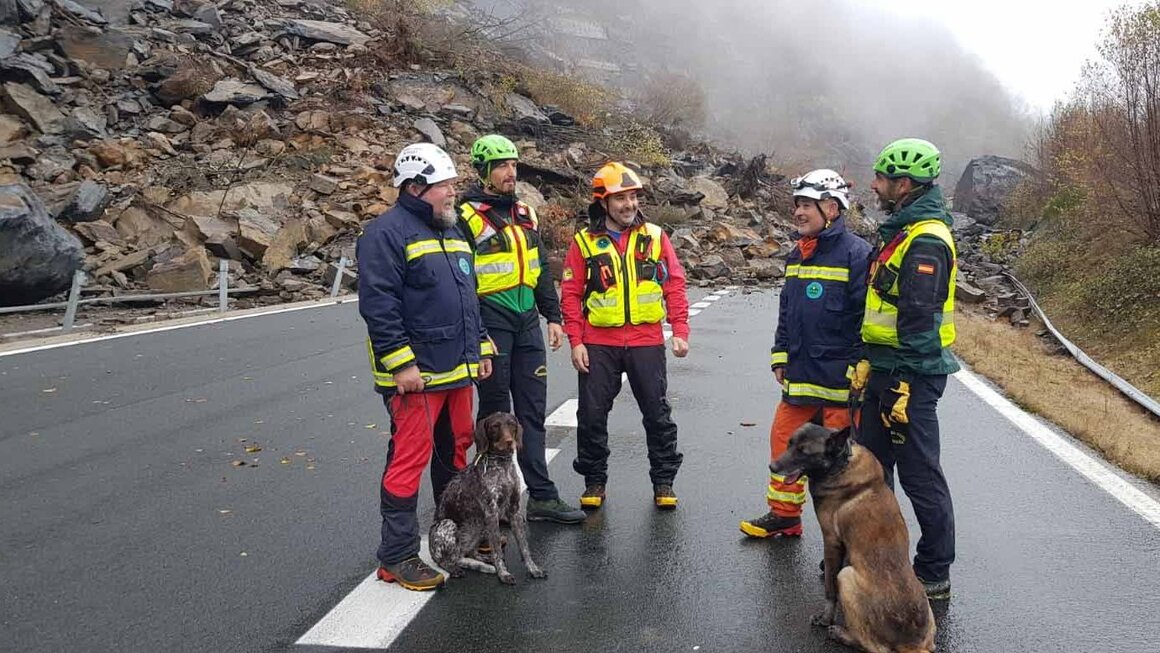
[917,263,936,275]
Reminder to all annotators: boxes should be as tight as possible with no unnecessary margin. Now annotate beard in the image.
[434,206,458,229]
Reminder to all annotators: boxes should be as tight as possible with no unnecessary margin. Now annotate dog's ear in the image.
[474,417,490,455]
[828,425,853,451]
[513,418,524,451]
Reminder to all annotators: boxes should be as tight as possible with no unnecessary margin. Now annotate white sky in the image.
[862,0,1152,112]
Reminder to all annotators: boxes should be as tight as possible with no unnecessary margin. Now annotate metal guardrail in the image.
[0,256,353,335]
[1003,271,1160,420]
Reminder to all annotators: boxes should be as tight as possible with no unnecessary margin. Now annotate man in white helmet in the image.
[357,142,494,591]
[739,169,872,540]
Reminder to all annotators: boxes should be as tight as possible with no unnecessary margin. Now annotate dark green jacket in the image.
[867,185,961,377]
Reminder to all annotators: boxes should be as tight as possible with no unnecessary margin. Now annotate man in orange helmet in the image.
[560,162,691,510]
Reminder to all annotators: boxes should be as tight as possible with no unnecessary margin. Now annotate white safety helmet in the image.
[392,142,458,188]
[790,168,851,210]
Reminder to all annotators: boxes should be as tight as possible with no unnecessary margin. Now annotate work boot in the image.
[376,557,445,591]
[527,497,586,524]
[580,483,606,509]
[653,484,678,510]
[739,511,802,538]
[917,575,951,601]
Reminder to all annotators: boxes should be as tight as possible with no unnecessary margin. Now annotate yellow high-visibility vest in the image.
[458,201,542,296]
[574,223,665,327]
[862,219,957,348]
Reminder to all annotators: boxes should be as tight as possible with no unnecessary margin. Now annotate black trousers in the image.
[573,344,683,487]
[476,326,558,501]
[859,372,955,582]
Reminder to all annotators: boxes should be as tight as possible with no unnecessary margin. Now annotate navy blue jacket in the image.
[771,216,873,406]
[357,192,491,396]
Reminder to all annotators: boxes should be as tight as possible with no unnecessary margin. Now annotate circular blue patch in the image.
[806,281,824,300]
[458,258,471,276]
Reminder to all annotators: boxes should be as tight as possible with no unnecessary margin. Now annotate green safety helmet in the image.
[471,134,519,177]
[873,138,941,183]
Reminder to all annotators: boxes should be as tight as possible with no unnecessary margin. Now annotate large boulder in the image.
[0,183,83,306]
[952,155,1039,226]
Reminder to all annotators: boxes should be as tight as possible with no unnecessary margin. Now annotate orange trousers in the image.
[766,402,852,517]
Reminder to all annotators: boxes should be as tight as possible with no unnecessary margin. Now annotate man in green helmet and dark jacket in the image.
[458,134,586,524]
[848,137,960,601]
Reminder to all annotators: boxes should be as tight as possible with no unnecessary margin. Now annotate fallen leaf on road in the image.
[279,457,291,464]
[42,388,57,393]
[295,451,307,456]
[185,398,207,403]
[244,445,262,453]
[740,422,756,427]
[365,424,377,429]
[240,552,248,557]
[243,376,253,381]
[218,509,232,514]
[231,460,246,467]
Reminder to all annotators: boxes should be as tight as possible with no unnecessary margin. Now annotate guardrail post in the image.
[218,258,229,313]
[330,256,348,298]
[62,269,86,332]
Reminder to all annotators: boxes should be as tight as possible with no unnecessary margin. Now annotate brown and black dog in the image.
[429,412,546,585]
[770,423,935,653]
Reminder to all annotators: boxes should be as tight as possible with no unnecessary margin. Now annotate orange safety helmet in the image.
[592,162,644,200]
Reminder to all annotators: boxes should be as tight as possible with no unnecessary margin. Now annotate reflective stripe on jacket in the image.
[573,222,665,327]
[771,216,872,406]
[357,192,492,395]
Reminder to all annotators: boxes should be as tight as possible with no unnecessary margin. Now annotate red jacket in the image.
[561,223,690,348]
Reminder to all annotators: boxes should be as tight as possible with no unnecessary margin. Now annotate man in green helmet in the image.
[458,134,586,524]
[848,137,960,601]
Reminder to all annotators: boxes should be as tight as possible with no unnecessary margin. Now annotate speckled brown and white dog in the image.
[429,412,546,585]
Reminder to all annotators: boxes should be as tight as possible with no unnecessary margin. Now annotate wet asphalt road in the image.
[3,290,1160,652]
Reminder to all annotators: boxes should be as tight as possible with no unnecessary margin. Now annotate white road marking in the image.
[297,289,734,648]
[545,399,579,428]
[691,302,712,309]
[0,296,359,358]
[298,450,561,649]
[954,369,1160,531]
[688,309,702,317]
[703,295,721,302]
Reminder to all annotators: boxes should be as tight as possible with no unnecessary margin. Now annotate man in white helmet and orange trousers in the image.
[357,142,494,591]
[739,169,871,539]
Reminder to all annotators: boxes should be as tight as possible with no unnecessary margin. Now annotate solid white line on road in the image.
[954,369,1160,531]
[297,449,561,649]
[545,399,579,428]
[0,296,360,358]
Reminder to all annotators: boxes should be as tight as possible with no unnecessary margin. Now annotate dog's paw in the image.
[810,613,832,628]
[498,571,516,585]
[527,567,547,579]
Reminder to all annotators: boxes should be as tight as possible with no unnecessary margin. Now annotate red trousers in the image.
[382,386,475,500]
[766,402,852,517]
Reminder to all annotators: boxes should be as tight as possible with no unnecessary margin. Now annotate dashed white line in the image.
[545,398,579,428]
[297,287,735,648]
[691,302,712,309]
[954,369,1160,531]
